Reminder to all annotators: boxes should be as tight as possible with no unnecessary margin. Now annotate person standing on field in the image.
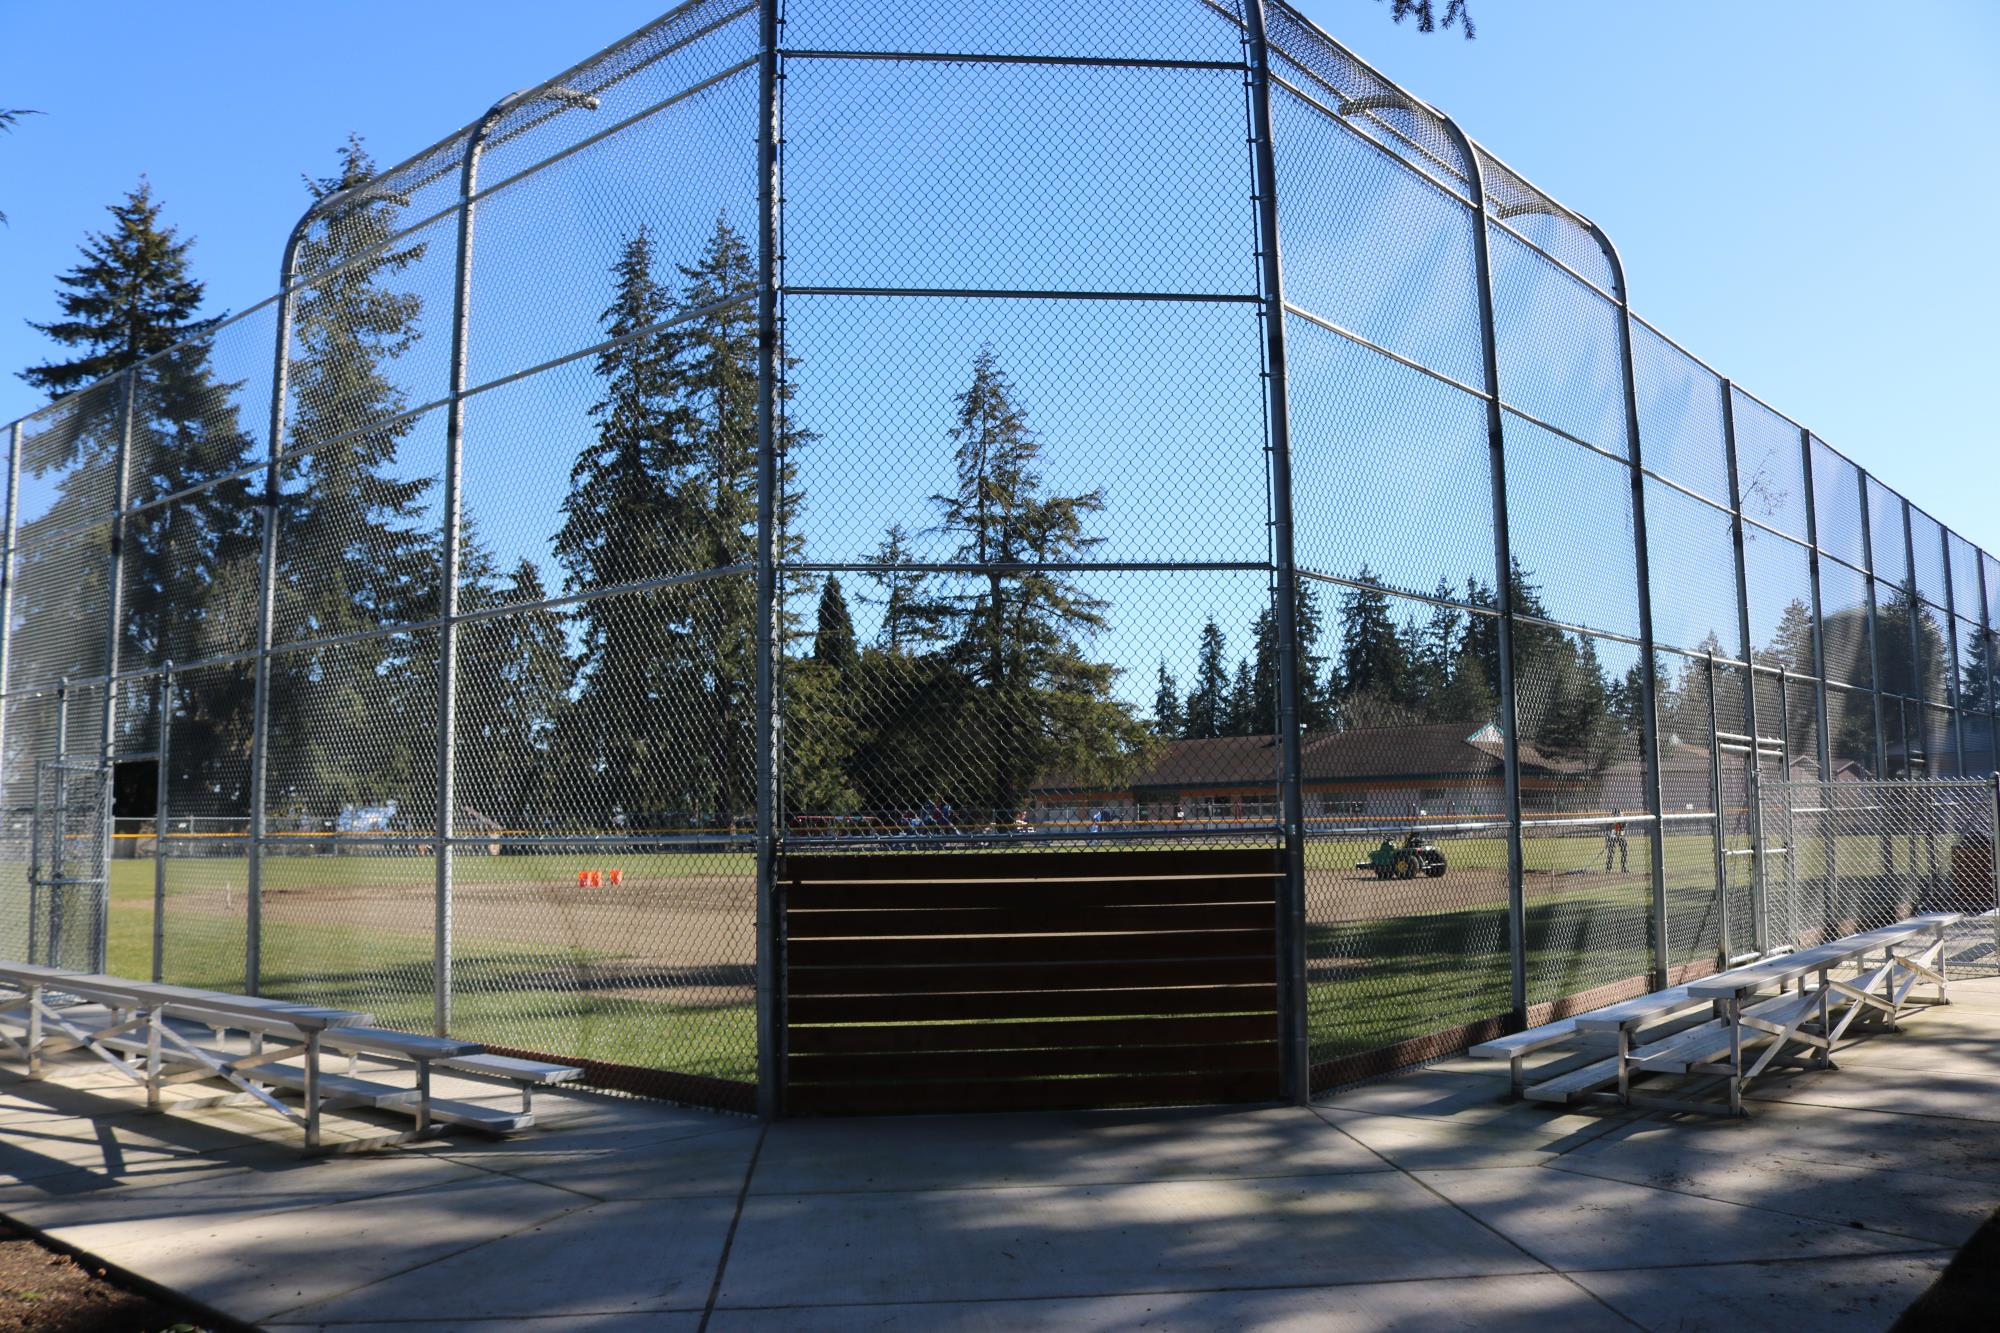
[1604,810,1629,873]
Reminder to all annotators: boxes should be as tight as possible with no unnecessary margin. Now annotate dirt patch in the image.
[0,1221,211,1332]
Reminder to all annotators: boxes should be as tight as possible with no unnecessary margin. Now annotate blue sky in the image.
[1,0,1995,558]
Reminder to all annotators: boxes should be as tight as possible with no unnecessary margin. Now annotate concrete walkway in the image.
[1,982,1996,1330]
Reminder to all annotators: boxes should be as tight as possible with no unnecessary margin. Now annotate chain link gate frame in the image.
[0,0,1996,1114]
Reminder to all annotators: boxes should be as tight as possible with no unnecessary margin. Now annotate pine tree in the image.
[898,347,1148,817]
[1226,659,1256,736]
[555,215,808,829]
[21,179,211,397]
[1768,599,1817,678]
[812,576,858,672]
[16,179,258,797]
[1152,661,1183,737]
[1337,571,1407,709]
[1184,620,1230,740]
[862,524,933,653]
[1962,627,1997,715]
[266,136,439,816]
[455,553,575,830]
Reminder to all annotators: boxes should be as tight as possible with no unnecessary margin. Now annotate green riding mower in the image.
[1358,832,1449,880]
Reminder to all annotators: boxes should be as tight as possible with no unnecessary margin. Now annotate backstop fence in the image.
[2,0,1996,1113]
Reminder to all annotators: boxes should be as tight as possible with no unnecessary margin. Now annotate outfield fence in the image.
[2,0,1997,1113]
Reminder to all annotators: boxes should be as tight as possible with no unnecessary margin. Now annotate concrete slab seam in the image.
[697,1119,769,1333]
[1307,1104,1648,1330]
[259,1187,602,1324]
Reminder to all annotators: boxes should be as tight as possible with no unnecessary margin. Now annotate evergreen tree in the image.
[456,552,574,830]
[267,136,438,816]
[554,216,807,828]
[894,347,1147,816]
[1226,658,1256,736]
[1406,583,1462,717]
[1152,661,1183,737]
[16,179,259,800]
[862,524,934,653]
[1962,627,1997,716]
[1337,571,1407,707]
[1184,619,1230,740]
[812,576,857,672]
[21,179,210,397]
[1768,599,1817,678]
[1431,649,1496,724]
[1530,633,1616,770]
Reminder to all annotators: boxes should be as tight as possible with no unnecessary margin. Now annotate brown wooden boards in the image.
[781,848,1282,1115]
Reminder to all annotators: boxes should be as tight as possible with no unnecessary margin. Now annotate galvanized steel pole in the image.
[1902,499,1924,776]
[1857,470,1887,777]
[245,218,313,996]
[0,422,21,815]
[753,0,784,1121]
[1438,116,1528,1027]
[96,371,139,973]
[1719,383,1765,951]
[1938,520,1966,774]
[433,102,504,1038]
[1706,653,1730,959]
[152,668,172,982]
[1244,0,1309,1103]
[1798,428,1833,780]
[1585,219,1670,990]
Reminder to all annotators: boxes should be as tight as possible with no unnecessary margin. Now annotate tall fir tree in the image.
[812,576,858,672]
[455,547,575,830]
[894,347,1148,816]
[17,178,259,805]
[1336,571,1408,712]
[861,524,933,653]
[554,216,807,828]
[1152,661,1183,737]
[21,179,210,397]
[266,136,439,817]
[1183,619,1230,740]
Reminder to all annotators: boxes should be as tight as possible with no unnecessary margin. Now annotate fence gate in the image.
[28,757,112,972]
[781,848,1282,1115]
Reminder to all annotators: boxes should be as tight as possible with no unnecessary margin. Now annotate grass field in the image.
[93,825,1977,1094]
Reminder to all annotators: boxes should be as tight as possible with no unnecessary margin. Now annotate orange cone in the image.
[608,868,624,886]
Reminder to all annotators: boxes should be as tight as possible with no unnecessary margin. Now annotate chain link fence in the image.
[1763,778,1999,979]
[0,0,1996,1111]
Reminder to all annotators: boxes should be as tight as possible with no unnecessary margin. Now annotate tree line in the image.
[10,140,1985,835]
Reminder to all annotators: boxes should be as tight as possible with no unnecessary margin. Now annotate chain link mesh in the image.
[0,0,1995,1111]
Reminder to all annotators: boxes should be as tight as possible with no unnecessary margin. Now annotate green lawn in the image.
[99,826,1968,1094]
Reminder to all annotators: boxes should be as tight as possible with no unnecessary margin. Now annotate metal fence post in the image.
[433,105,500,1038]
[1857,468,1887,777]
[1244,0,1309,1102]
[1902,499,1925,775]
[753,0,784,1121]
[1719,383,1767,951]
[1938,519,1966,775]
[1798,428,1833,780]
[153,667,172,982]
[245,220,313,996]
[95,370,139,973]
[1586,220,1670,990]
[1437,116,1527,1028]
[1706,652,1730,960]
[0,421,20,819]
